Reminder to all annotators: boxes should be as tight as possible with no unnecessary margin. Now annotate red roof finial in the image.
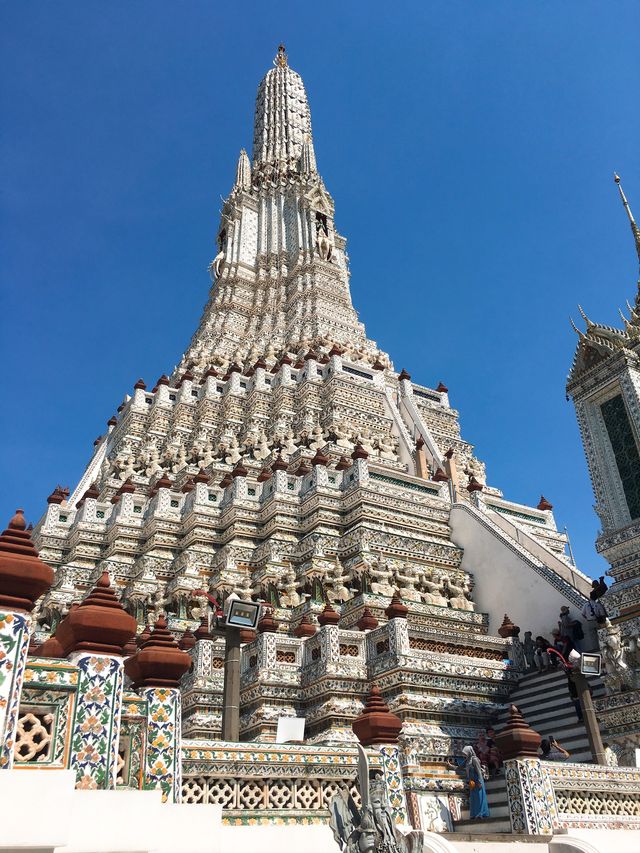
[0,509,54,612]
[124,614,192,688]
[385,589,408,620]
[293,612,316,637]
[356,607,378,631]
[493,705,541,760]
[44,570,137,656]
[317,602,340,626]
[352,684,402,746]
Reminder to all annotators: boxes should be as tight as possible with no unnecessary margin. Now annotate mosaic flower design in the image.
[143,687,181,802]
[69,654,124,789]
[0,611,29,769]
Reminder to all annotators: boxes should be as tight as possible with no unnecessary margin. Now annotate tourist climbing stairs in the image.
[451,666,606,837]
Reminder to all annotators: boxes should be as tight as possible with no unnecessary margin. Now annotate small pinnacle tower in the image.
[567,174,640,666]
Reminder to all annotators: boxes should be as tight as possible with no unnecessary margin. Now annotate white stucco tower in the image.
[567,175,640,633]
[183,44,377,370]
[32,46,594,752]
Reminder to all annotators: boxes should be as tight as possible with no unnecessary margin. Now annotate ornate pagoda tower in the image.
[33,46,592,749]
[567,175,640,727]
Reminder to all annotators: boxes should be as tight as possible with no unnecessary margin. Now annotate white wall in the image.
[450,503,591,643]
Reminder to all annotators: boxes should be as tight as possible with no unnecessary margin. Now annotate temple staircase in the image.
[452,666,606,836]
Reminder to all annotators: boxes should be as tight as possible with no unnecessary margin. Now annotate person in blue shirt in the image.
[462,745,490,819]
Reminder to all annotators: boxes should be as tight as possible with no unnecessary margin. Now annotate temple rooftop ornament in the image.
[293,612,316,638]
[40,570,136,657]
[257,606,278,634]
[497,613,520,638]
[385,590,408,620]
[494,704,541,760]
[537,495,553,511]
[352,684,402,746]
[137,623,152,647]
[567,176,640,384]
[47,485,69,505]
[124,615,192,689]
[275,43,287,68]
[0,509,54,613]
[194,615,212,641]
[231,461,248,479]
[614,173,640,263]
[467,475,483,492]
[317,602,340,626]
[179,628,196,651]
[356,607,378,632]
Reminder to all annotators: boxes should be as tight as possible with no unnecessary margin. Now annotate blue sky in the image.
[1,2,639,577]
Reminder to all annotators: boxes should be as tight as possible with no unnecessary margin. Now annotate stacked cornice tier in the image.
[32,47,593,753]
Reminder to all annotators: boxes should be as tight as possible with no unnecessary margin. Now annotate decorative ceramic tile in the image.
[142,687,181,802]
[0,611,30,769]
[68,654,124,789]
[378,744,408,824]
[504,758,557,835]
[23,659,79,688]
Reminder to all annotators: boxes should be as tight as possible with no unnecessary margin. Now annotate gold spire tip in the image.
[275,44,288,68]
[614,173,620,184]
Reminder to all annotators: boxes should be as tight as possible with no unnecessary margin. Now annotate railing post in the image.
[124,616,191,802]
[0,510,54,770]
[68,652,126,789]
[0,610,31,769]
[504,757,557,834]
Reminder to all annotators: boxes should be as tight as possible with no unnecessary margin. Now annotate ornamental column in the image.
[125,615,191,802]
[40,570,137,789]
[494,705,557,835]
[353,684,407,825]
[0,509,54,769]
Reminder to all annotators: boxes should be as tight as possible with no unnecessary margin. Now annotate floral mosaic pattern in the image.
[68,654,124,789]
[378,745,407,824]
[143,687,181,802]
[23,659,79,689]
[0,611,30,769]
[504,758,557,835]
[182,739,382,775]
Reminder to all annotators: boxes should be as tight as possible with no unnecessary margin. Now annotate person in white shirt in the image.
[539,737,570,761]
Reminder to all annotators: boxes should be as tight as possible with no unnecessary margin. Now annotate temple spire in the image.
[235,148,251,191]
[300,134,317,176]
[614,173,640,265]
[252,46,314,179]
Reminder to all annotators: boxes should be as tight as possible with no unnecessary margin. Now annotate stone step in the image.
[512,676,605,702]
[461,804,510,819]
[509,688,606,713]
[516,665,603,683]
[536,725,589,749]
[439,829,551,853]
[453,817,513,834]
[497,706,586,732]
[444,836,550,852]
